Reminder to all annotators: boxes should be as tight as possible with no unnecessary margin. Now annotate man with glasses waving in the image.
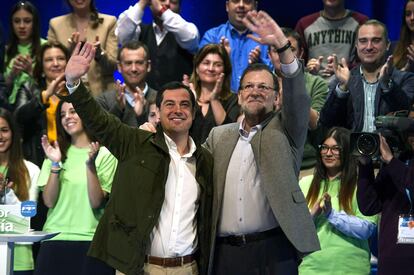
[204,10,320,275]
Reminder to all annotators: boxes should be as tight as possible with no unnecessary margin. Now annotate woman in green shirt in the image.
[35,101,117,275]
[3,1,43,110]
[299,127,377,275]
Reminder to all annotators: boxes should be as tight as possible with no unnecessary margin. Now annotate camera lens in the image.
[357,134,378,156]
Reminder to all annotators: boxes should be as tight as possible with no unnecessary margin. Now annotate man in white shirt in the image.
[116,0,199,90]
[59,42,213,275]
[204,11,320,275]
[96,40,158,127]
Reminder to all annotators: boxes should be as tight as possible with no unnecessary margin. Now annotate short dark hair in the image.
[356,19,390,44]
[239,63,279,94]
[117,40,150,62]
[156,81,196,113]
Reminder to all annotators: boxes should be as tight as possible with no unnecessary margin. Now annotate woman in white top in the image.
[0,107,40,275]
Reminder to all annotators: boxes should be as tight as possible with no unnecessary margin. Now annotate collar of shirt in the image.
[359,66,379,85]
[163,132,196,159]
[238,118,262,142]
[227,20,250,37]
[152,22,168,40]
[124,83,149,107]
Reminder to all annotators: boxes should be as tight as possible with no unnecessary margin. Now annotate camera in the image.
[350,132,380,157]
[350,114,414,158]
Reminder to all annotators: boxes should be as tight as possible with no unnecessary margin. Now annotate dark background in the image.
[0,0,406,45]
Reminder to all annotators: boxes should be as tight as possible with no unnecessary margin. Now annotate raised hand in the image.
[379,135,393,164]
[65,42,95,84]
[68,32,81,52]
[182,74,190,86]
[115,80,127,110]
[139,122,157,133]
[330,54,350,90]
[310,196,323,218]
[182,74,196,98]
[220,36,231,56]
[379,55,394,87]
[248,46,261,64]
[243,11,294,64]
[41,135,62,163]
[0,174,13,196]
[11,54,33,77]
[243,10,286,48]
[307,56,323,74]
[150,0,163,15]
[321,193,332,216]
[133,86,147,117]
[210,73,225,101]
[404,44,414,72]
[44,74,66,99]
[86,141,100,168]
[321,56,335,78]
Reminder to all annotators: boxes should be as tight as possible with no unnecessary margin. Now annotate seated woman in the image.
[189,44,240,144]
[34,101,117,275]
[14,42,69,167]
[47,0,117,96]
[3,1,44,110]
[0,108,40,275]
[299,127,377,275]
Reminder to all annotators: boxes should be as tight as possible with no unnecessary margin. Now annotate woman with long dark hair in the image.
[299,127,377,275]
[393,0,414,71]
[34,101,117,275]
[47,0,117,96]
[3,0,44,109]
[189,43,240,144]
[0,107,40,275]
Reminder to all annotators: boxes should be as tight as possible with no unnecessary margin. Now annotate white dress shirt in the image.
[217,59,300,236]
[218,121,278,236]
[124,82,149,108]
[116,3,199,52]
[148,133,200,257]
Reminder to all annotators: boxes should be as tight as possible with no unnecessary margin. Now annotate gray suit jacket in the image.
[96,86,157,127]
[204,63,320,272]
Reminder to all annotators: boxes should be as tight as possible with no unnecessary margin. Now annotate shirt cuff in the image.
[128,3,145,24]
[280,59,299,76]
[335,84,349,98]
[66,79,81,94]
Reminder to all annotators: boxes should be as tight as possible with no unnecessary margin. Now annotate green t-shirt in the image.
[4,38,46,104]
[299,175,378,275]
[37,145,117,241]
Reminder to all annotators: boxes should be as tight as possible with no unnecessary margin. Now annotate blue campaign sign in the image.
[21,201,37,217]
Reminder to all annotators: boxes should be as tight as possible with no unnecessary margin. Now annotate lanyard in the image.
[406,189,413,215]
[404,160,413,214]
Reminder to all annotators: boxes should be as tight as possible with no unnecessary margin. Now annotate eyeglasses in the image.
[240,83,275,93]
[319,144,341,156]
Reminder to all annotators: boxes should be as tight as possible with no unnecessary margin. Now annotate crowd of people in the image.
[1,0,414,274]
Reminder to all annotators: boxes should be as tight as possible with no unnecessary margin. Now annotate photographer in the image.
[357,135,414,274]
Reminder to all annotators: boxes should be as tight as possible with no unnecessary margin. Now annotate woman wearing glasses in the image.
[299,127,377,275]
